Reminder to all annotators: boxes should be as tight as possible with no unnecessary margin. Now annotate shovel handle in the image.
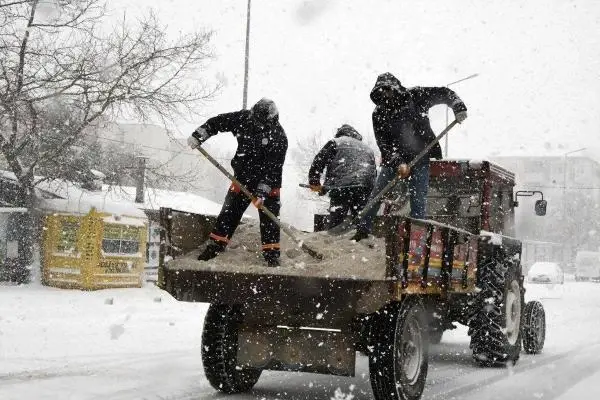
[355,120,460,222]
[195,146,324,260]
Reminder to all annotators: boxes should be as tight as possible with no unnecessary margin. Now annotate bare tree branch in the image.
[0,0,29,8]
[0,0,218,209]
[15,0,37,94]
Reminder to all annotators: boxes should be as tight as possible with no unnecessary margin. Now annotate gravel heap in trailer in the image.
[166,221,388,280]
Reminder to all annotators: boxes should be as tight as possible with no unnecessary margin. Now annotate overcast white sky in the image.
[112,0,600,160]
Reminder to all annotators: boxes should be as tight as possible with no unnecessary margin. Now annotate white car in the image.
[527,262,565,285]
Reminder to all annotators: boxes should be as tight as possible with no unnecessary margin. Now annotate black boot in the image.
[263,248,281,268]
[264,253,280,268]
[350,229,369,242]
[198,242,225,261]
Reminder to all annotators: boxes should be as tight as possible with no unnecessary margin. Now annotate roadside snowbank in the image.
[0,284,206,375]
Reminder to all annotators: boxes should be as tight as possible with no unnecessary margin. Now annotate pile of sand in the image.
[167,221,388,280]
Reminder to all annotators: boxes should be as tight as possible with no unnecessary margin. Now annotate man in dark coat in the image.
[308,124,376,229]
[352,72,468,241]
[187,98,288,266]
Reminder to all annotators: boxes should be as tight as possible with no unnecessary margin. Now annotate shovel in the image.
[194,145,324,261]
[299,183,368,190]
[328,120,459,235]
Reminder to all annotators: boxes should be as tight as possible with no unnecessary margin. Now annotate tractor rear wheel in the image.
[369,297,429,400]
[468,247,523,366]
[201,304,262,393]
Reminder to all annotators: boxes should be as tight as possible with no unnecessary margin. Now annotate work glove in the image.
[253,182,271,208]
[187,127,209,149]
[455,110,468,124]
[397,163,411,179]
[309,184,324,195]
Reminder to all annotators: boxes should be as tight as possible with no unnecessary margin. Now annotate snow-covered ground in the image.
[1,282,599,400]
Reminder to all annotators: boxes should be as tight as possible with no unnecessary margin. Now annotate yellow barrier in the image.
[42,208,147,290]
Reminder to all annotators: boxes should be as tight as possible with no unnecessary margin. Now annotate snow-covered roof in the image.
[98,185,227,217]
[0,170,231,218]
[0,170,62,200]
[37,180,147,219]
[37,180,229,218]
[0,207,28,213]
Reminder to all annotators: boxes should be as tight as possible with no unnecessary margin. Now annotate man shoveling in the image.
[187,98,288,267]
[307,124,377,229]
[352,72,468,242]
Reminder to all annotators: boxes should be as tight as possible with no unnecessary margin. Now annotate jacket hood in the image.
[370,72,406,105]
[250,98,279,124]
[335,124,362,141]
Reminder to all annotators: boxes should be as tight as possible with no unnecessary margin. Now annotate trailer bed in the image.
[159,212,486,326]
[161,224,394,326]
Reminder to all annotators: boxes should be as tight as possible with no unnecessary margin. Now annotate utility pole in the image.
[242,0,251,109]
[135,156,148,204]
[444,73,479,157]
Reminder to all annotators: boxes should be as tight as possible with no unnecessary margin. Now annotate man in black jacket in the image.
[352,73,467,241]
[308,124,376,229]
[187,98,288,266]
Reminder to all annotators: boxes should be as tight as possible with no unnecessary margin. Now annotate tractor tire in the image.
[468,248,523,366]
[369,297,429,400]
[201,304,262,394]
[522,301,546,354]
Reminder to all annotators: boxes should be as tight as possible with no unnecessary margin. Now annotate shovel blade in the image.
[301,243,324,260]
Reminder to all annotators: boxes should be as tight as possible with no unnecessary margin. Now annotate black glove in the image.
[455,110,468,123]
[252,182,271,208]
[255,182,271,199]
[187,127,209,149]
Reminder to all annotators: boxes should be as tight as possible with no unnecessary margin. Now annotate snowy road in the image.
[1,282,599,400]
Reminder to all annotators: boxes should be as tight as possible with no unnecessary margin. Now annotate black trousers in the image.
[328,187,371,229]
[209,184,281,262]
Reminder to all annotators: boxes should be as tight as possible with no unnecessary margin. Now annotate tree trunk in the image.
[13,181,36,283]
